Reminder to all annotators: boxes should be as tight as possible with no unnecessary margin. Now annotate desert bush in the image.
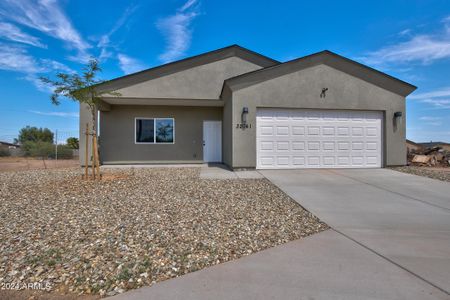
[0,148,11,157]
[22,141,53,158]
[49,145,73,159]
[22,141,73,159]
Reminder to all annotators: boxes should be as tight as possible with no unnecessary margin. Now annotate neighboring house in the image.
[419,141,450,151]
[0,141,20,149]
[406,139,423,154]
[80,45,416,169]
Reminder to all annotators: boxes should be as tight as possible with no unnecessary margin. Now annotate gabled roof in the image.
[0,141,19,147]
[224,50,417,97]
[95,45,280,92]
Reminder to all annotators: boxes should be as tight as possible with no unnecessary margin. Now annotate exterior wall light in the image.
[394,111,403,118]
[242,107,249,124]
[394,111,403,128]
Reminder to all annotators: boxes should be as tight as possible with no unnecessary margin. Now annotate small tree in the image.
[40,59,118,132]
[66,137,79,149]
[40,59,119,179]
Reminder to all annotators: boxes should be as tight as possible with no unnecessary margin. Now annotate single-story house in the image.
[80,45,416,169]
[406,139,423,154]
[0,141,20,150]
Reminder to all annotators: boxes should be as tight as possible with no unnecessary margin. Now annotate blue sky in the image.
[0,0,449,143]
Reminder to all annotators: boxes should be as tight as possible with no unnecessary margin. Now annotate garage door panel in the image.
[323,141,335,151]
[260,126,274,136]
[276,126,289,135]
[292,156,306,165]
[366,142,378,151]
[292,126,305,135]
[307,141,320,151]
[351,127,364,136]
[257,108,382,169]
[337,127,350,136]
[292,141,305,151]
[307,126,320,135]
[322,127,335,136]
[276,141,290,151]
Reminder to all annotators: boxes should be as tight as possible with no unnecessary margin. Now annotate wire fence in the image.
[0,130,79,144]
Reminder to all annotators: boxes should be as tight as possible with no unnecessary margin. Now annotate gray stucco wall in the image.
[115,57,262,99]
[99,105,222,164]
[229,64,406,168]
[222,86,233,167]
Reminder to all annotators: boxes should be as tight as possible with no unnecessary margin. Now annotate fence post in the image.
[85,123,89,179]
[55,129,58,163]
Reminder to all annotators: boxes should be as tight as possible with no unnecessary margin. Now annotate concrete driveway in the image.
[262,168,450,295]
[111,168,450,300]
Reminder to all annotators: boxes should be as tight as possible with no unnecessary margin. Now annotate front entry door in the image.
[203,121,222,162]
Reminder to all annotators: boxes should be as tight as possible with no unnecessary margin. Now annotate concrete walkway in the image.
[199,164,263,179]
[262,168,450,295]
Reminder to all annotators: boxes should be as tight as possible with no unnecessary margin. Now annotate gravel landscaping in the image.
[391,166,450,182]
[0,167,327,297]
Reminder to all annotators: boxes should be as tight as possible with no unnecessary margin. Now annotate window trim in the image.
[134,117,175,144]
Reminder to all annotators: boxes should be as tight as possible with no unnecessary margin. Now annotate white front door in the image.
[203,121,222,162]
[256,108,383,169]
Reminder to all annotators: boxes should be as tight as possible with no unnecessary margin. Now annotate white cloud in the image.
[419,116,442,121]
[418,116,443,126]
[421,98,450,109]
[362,35,450,66]
[156,0,200,63]
[23,74,53,92]
[0,43,42,73]
[39,58,73,73]
[398,28,412,36]
[409,87,450,99]
[97,5,138,49]
[0,21,46,48]
[360,16,450,66]
[29,110,79,118]
[408,86,450,109]
[0,0,91,61]
[179,0,198,12]
[0,43,73,91]
[117,53,146,74]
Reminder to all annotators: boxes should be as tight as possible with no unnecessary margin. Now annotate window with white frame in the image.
[135,118,175,144]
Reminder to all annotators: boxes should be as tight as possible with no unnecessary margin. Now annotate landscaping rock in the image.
[0,167,327,296]
[391,166,450,182]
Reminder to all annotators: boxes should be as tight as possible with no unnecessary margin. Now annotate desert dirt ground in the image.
[391,165,450,182]
[0,157,78,172]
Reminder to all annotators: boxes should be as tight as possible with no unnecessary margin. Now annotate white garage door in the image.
[256,108,382,169]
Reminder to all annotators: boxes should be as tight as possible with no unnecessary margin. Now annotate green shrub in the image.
[49,145,73,159]
[25,141,53,158]
[22,141,74,159]
[0,148,11,157]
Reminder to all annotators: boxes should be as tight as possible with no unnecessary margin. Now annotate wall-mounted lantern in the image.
[394,111,403,123]
[242,107,249,124]
[320,88,328,98]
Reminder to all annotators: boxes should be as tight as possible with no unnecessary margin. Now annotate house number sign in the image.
[236,123,252,129]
